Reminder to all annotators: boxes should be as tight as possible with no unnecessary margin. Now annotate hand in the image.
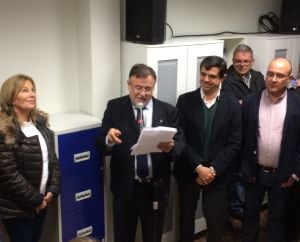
[157,140,174,153]
[195,166,215,186]
[44,192,53,203]
[280,176,295,188]
[36,200,47,213]
[247,176,256,183]
[107,128,122,144]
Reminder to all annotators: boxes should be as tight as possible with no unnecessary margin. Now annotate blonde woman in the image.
[0,74,60,242]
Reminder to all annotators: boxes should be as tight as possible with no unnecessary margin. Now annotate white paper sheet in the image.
[130,126,177,155]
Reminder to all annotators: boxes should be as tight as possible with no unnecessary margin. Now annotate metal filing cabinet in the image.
[40,112,104,242]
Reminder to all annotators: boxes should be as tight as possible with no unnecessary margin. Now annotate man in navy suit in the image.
[174,56,242,242]
[241,58,300,242]
[96,64,185,242]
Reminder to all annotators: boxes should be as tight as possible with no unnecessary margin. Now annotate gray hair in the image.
[233,44,253,58]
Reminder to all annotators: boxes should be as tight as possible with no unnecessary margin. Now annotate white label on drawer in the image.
[77,226,93,237]
[75,189,92,201]
[74,151,90,163]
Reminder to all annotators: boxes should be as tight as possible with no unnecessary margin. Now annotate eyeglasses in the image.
[130,84,153,94]
[266,71,289,80]
[233,59,253,65]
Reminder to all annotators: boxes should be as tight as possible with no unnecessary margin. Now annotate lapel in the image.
[281,91,293,148]
[253,91,262,137]
[152,98,164,127]
[191,91,205,142]
[124,96,139,132]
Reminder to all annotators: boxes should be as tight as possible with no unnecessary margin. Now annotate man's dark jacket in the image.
[241,89,300,182]
[173,89,242,189]
[96,95,185,202]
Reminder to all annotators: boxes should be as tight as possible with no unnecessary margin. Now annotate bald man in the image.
[241,58,300,242]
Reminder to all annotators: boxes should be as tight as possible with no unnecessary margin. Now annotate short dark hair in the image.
[129,64,156,80]
[200,56,227,78]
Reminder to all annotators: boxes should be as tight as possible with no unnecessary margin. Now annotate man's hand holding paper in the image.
[157,140,174,153]
[131,126,177,155]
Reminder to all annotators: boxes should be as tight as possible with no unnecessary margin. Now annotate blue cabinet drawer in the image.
[61,205,104,242]
[57,127,101,174]
[60,172,103,214]
[54,123,105,242]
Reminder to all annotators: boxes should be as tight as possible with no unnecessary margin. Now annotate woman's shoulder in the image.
[0,112,16,144]
[0,110,49,144]
[34,109,49,126]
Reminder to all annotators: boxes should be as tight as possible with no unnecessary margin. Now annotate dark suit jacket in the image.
[241,89,300,182]
[97,95,185,202]
[173,89,242,189]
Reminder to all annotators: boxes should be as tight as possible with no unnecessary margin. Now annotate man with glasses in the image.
[174,56,241,242]
[222,44,266,221]
[241,58,300,242]
[223,44,265,104]
[96,63,185,242]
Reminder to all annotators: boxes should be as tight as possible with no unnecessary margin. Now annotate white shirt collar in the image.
[200,88,220,108]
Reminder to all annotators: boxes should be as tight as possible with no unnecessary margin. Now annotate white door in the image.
[147,45,188,106]
[186,41,224,92]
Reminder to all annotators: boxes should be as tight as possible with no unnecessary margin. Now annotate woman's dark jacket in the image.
[0,111,60,218]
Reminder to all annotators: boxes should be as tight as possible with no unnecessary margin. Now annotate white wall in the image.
[89,0,121,118]
[0,0,281,119]
[76,0,121,118]
[121,0,281,39]
[0,0,79,113]
[0,0,120,119]
[0,0,283,119]
[166,0,281,37]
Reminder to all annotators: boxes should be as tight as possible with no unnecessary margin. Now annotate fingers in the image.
[157,140,174,153]
[36,192,54,213]
[196,166,215,179]
[36,200,47,213]
[195,175,215,186]
[44,192,53,203]
[195,176,204,185]
[195,166,215,186]
[108,128,122,144]
[248,177,256,183]
[281,176,294,188]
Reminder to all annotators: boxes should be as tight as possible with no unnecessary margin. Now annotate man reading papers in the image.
[96,64,185,242]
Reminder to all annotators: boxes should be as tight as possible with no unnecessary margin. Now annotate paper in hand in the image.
[131,126,177,155]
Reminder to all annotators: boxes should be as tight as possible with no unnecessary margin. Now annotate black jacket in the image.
[0,111,60,218]
[173,89,242,189]
[222,65,265,102]
[96,95,185,202]
[241,89,300,182]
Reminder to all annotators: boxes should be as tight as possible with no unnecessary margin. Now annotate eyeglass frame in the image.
[266,71,291,81]
[232,59,253,65]
[128,83,154,94]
